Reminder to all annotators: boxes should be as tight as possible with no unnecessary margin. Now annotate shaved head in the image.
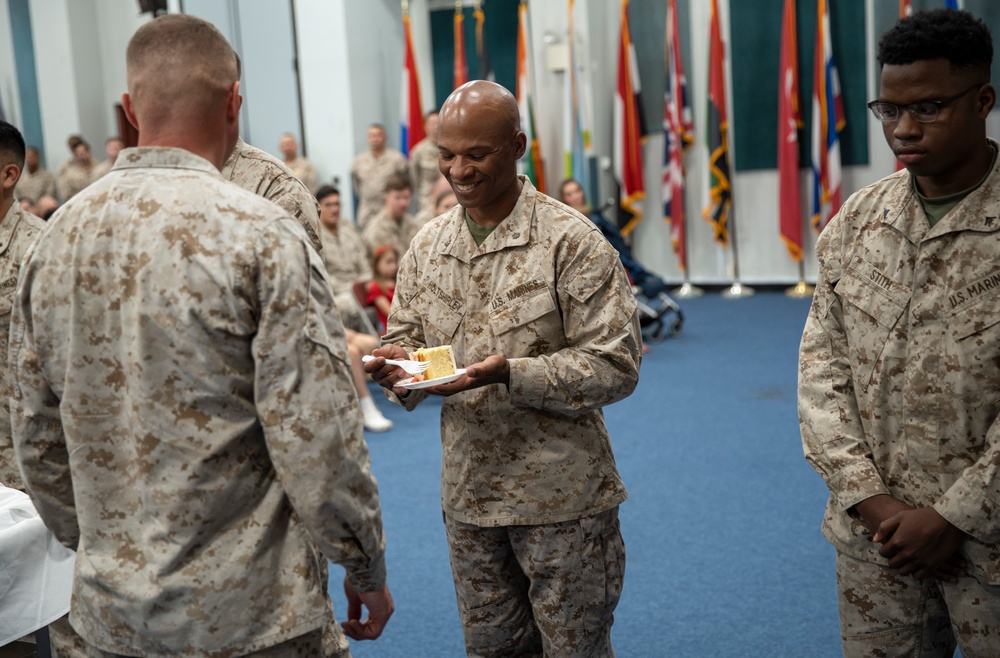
[440,80,520,136]
[437,81,526,226]
[126,15,238,123]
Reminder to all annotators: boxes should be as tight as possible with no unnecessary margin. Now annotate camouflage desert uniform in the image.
[285,155,319,196]
[220,138,358,658]
[408,136,439,215]
[799,150,1000,658]
[14,165,57,204]
[0,202,44,490]
[55,159,95,202]
[320,220,376,335]
[9,147,386,657]
[360,208,423,258]
[350,148,407,230]
[384,177,641,656]
[222,137,324,254]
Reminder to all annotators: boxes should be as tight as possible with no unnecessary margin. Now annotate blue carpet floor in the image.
[329,291,846,657]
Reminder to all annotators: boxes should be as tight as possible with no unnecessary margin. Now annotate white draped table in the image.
[0,486,75,646]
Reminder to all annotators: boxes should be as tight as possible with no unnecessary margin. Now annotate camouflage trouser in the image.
[444,507,624,658]
[837,550,1000,658]
[82,628,323,657]
[49,613,88,658]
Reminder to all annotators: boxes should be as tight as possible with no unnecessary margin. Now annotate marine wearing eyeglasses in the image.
[799,8,1000,658]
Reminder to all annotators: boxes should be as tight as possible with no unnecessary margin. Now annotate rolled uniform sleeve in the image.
[798,215,890,513]
[508,236,641,416]
[253,218,386,591]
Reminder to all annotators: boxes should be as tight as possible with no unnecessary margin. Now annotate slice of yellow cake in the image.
[412,345,457,381]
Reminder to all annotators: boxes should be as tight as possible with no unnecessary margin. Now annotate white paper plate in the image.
[396,368,466,390]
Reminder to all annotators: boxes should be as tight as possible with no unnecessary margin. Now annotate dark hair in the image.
[0,120,26,168]
[67,134,89,151]
[384,174,411,194]
[878,9,992,74]
[316,185,340,203]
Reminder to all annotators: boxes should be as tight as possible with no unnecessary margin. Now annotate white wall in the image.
[295,0,355,204]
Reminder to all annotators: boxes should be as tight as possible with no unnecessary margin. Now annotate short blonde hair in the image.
[126,15,237,112]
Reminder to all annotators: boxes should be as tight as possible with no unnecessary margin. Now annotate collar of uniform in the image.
[0,202,26,257]
[220,137,247,177]
[440,175,535,263]
[883,138,1000,242]
[115,146,225,178]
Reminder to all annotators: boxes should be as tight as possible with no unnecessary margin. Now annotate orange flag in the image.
[778,0,803,261]
[453,7,469,89]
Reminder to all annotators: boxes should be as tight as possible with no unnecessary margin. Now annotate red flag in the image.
[778,0,803,262]
[400,10,425,157]
[663,0,694,270]
[702,0,730,246]
[613,0,645,236]
[454,8,469,89]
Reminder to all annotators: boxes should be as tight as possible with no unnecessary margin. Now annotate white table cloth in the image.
[0,486,75,646]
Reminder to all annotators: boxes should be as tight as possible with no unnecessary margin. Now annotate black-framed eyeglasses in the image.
[867,83,984,123]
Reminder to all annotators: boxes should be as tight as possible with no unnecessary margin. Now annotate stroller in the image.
[589,210,684,343]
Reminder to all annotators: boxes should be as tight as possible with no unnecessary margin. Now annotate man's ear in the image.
[1,162,21,192]
[227,81,242,123]
[513,131,527,160]
[122,92,139,130]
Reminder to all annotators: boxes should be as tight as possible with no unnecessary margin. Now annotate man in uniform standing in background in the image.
[408,110,440,216]
[280,131,318,195]
[351,123,407,230]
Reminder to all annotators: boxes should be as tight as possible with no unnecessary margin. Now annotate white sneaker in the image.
[360,396,393,432]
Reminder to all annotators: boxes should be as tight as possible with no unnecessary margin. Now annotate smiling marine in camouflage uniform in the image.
[367,80,641,657]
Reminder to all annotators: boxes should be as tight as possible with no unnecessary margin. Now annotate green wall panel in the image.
[730,0,867,172]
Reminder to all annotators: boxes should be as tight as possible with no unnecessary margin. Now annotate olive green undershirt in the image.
[917,143,998,227]
[465,210,497,246]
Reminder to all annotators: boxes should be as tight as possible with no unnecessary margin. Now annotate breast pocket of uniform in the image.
[488,284,559,357]
[835,265,908,392]
[948,291,1000,399]
[413,293,464,347]
[0,277,16,319]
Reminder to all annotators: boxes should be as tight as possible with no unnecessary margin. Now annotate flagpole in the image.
[785,259,814,298]
[672,219,703,298]
[721,204,754,299]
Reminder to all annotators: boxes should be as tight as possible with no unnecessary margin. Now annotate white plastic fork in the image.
[361,354,430,375]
